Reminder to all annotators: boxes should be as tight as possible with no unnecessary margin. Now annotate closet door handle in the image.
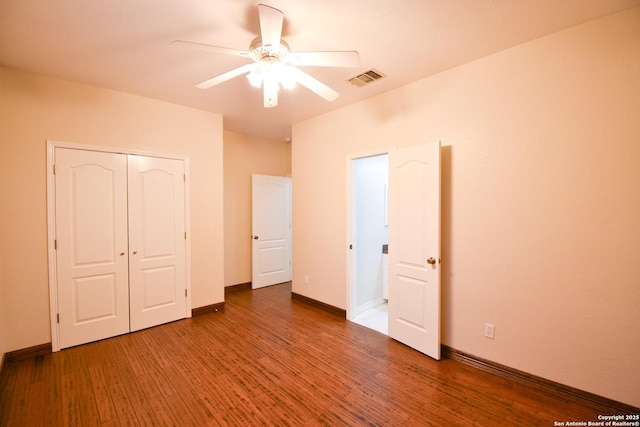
[120,252,125,256]
[427,257,436,265]
[133,251,138,255]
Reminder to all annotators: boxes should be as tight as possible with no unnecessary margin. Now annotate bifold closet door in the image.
[55,148,130,349]
[55,149,187,349]
[127,155,187,332]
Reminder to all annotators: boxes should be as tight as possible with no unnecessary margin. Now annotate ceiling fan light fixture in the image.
[246,68,263,88]
[264,76,280,94]
[274,62,296,90]
[246,61,296,91]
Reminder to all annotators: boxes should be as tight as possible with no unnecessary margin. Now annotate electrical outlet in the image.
[304,275,310,285]
[484,323,495,339]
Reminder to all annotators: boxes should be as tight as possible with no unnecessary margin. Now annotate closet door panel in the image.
[128,155,187,331]
[55,148,130,349]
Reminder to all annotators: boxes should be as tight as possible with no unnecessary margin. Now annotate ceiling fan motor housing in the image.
[249,37,290,63]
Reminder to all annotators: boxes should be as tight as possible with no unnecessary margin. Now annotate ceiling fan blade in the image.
[195,63,254,89]
[289,67,339,102]
[172,40,250,58]
[288,51,361,68]
[258,4,283,47]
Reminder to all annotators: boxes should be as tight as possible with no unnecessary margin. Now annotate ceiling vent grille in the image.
[347,68,386,87]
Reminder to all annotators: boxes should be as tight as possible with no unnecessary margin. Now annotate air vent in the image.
[347,68,386,87]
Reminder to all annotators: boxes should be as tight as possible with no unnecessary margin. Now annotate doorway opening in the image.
[348,152,389,335]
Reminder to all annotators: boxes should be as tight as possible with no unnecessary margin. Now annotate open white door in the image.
[388,141,441,359]
[55,148,130,349]
[128,155,187,331]
[252,174,292,289]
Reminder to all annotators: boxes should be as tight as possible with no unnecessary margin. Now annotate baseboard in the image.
[291,292,346,318]
[193,282,252,316]
[191,302,225,317]
[225,282,252,294]
[355,297,386,315]
[441,345,639,414]
[5,342,52,364]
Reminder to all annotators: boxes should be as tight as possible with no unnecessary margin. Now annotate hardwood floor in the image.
[0,282,631,426]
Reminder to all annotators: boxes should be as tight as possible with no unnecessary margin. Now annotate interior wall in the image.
[0,68,225,352]
[223,130,291,287]
[291,8,640,407]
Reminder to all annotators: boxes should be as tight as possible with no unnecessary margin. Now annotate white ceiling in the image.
[1,0,639,141]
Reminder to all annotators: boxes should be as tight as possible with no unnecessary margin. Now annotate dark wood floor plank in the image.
[162,363,216,425]
[25,378,46,424]
[61,372,83,426]
[136,331,174,370]
[136,372,181,427]
[41,353,64,425]
[107,380,142,427]
[1,281,635,426]
[88,365,117,424]
[26,377,64,426]
[0,361,18,426]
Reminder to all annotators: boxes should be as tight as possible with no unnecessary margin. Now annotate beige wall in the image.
[292,8,640,407]
[0,69,225,352]
[223,130,291,287]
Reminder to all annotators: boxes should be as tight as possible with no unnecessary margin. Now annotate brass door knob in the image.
[253,235,259,240]
[427,257,436,265]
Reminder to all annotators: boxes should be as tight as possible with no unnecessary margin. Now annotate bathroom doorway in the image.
[347,151,389,335]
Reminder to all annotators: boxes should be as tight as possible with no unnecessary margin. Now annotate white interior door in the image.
[128,155,187,331]
[388,141,441,360]
[55,148,130,349]
[252,174,292,289]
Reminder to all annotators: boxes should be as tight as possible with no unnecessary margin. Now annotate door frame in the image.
[46,140,192,351]
[345,146,395,322]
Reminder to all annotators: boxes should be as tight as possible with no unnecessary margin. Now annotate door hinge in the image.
[184,231,187,240]
[56,313,60,323]
[185,289,188,297]
[54,239,57,250]
[53,164,56,175]
[184,174,186,182]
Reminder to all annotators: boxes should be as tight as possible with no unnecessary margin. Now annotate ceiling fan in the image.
[172,4,360,108]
